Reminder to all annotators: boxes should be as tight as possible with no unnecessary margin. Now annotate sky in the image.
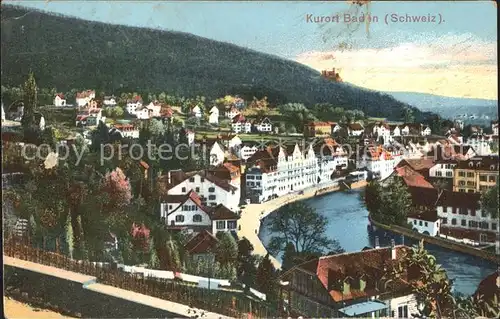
[6,1,498,100]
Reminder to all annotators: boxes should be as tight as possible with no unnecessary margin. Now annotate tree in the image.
[267,202,344,256]
[149,238,160,269]
[481,181,498,219]
[388,240,455,318]
[278,103,317,133]
[41,126,57,148]
[215,232,238,266]
[21,72,38,131]
[237,238,258,287]
[367,177,412,226]
[101,167,132,213]
[281,242,297,272]
[256,254,277,301]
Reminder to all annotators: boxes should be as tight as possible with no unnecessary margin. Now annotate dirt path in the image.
[3,297,75,319]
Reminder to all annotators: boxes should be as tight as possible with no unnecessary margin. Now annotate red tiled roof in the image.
[296,246,411,302]
[184,230,218,254]
[348,123,364,130]
[396,158,434,174]
[408,209,439,222]
[127,95,143,103]
[76,90,95,98]
[436,190,481,210]
[408,186,439,207]
[55,93,65,99]
[394,166,434,188]
[232,114,247,123]
[208,204,240,220]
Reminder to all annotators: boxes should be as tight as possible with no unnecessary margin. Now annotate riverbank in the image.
[237,180,367,269]
[369,217,499,263]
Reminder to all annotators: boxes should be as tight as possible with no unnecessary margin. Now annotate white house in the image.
[408,211,441,236]
[209,142,226,166]
[54,93,66,107]
[110,124,139,139]
[209,106,219,125]
[126,96,143,115]
[225,106,240,120]
[231,114,251,134]
[373,123,392,145]
[238,144,259,160]
[246,143,318,203]
[103,96,117,107]
[191,105,202,118]
[492,120,498,136]
[253,118,273,133]
[422,126,432,136]
[163,170,240,212]
[347,123,364,136]
[436,190,498,245]
[75,90,95,108]
[160,191,239,235]
[429,160,457,179]
[357,146,403,180]
[466,134,493,156]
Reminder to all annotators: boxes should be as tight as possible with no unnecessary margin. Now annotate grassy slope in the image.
[1,5,428,121]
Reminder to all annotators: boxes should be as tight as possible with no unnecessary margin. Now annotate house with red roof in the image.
[280,244,419,318]
[231,114,251,133]
[347,122,365,136]
[225,106,240,120]
[357,146,403,180]
[75,90,95,108]
[160,190,239,235]
[126,95,143,115]
[158,169,240,212]
[54,93,66,107]
[184,230,218,263]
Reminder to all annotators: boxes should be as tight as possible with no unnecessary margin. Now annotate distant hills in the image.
[1,5,431,121]
[386,91,498,123]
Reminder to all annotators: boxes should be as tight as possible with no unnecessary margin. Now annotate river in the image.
[259,188,497,296]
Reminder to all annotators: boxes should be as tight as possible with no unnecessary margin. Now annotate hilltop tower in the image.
[321,68,342,82]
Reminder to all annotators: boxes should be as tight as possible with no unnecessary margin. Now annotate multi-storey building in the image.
[75,90,95,108]
[436,190,498,245]
[231,114,251,133]
[110,124,139,139]
[304,121,337,137]
[253,117,273,133]
[453,155,499,193]
[126,95,143,115]
[280,244,419,318]
[245,144,318,202]
[357,146,403,180]
[466,134,494,156]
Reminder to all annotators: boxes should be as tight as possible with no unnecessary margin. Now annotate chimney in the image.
[391,239,396,260]
[374,236,380,249]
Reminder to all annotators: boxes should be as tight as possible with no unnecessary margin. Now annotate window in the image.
[461,219,466,226]
[446,171,452,177]
[227,221,237,229]
[468,189,474,193]
[182,187,186,192]
[208,195,216,200]
[467,181,475,186]
[201,177,205,182]
[413,220,417,225]
[459,208,468,215]
[458,171,465,177]
[419,221,423,226]
[195,187,200,192]
[467,172,474,178]
[175,215,184,222]
[459,181,466,186]
[492,223,497,230]
[208,187,215,193]
[193,214,202,222]
[436,171,442,177]
[216,221,226,229]
[256,176,262,180]
[425,222,428,227]
[398,305,408,318]
[168,205,173,210]
[480,222,489,229]
[482,210,487,217]
[459,189,465,192]
[452,218,457,225]
[189,177,195,182]
[480,176,487,182]
[442,218,448,224]
[489,176,496,183]
[247,175,255,180]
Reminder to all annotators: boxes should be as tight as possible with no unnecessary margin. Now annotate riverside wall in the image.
[369,217,498,263]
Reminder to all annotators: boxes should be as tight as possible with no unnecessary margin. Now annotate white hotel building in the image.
[245,141,347,203]
[357,146,403,180]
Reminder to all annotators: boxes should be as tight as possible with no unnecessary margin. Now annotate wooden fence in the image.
[4,238,277,318]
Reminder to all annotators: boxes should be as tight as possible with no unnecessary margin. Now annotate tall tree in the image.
[281,242,297,272]
[267,202,344,256]
[237,238,258,287]
[21,72,38,131]
[481,181,498,219]
[256,254,278,301]
[215,231,238,266]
